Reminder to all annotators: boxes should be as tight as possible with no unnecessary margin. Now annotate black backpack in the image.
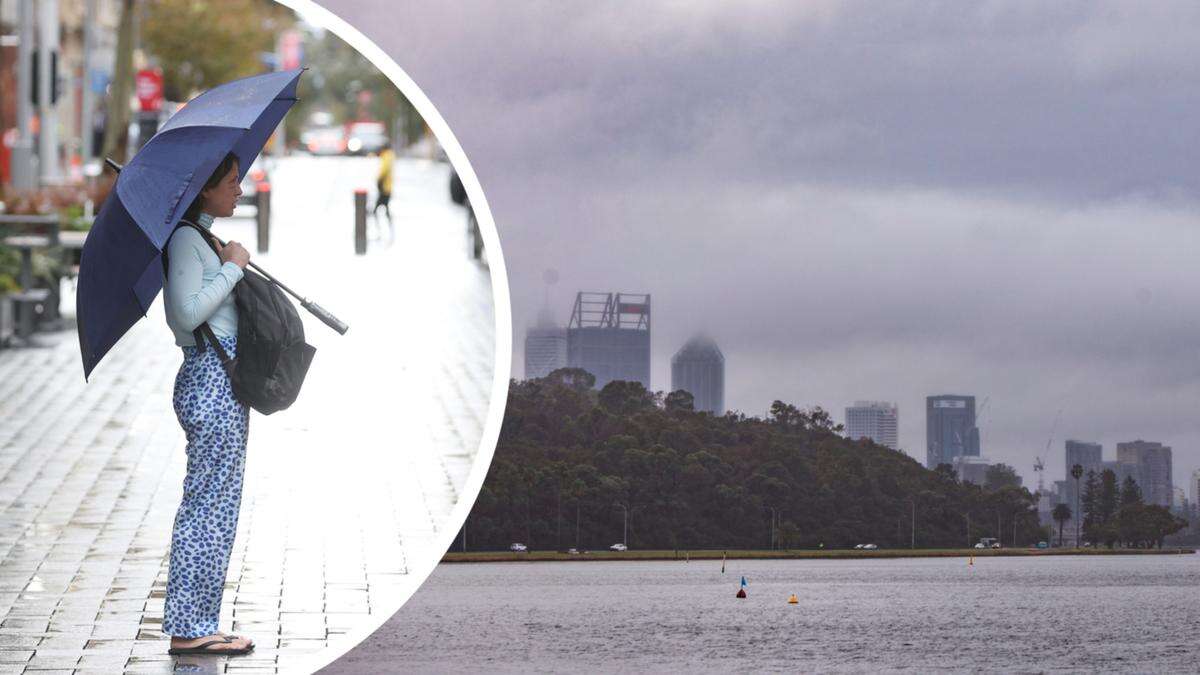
[164,220,316,415]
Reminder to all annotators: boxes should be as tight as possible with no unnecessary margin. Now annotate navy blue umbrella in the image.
[77,67,342,379]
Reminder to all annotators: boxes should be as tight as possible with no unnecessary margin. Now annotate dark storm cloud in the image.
[325,0,1200,486]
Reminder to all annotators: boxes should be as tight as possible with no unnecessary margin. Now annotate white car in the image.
[854,544,864,550]
[509,543,527,552]
[974,543,986,549]
[863,543,878,550]
[609,543,628,552]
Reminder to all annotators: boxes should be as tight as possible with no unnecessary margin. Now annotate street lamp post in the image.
[766,506,777,550]
[907,497,916,549]
[1071,463,1084,548]
[615,503,628,548]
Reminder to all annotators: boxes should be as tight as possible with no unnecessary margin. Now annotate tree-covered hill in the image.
[463,369,1048,551]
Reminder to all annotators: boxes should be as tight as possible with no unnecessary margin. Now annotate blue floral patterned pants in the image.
[164,335,249,638]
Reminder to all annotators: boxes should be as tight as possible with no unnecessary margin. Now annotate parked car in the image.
[567,548,579,555]
[344,121,389,155]
[609,543,627,552]
[863,543,878,550]
[509,543,527,552]
[854,544,864,550]
[1036,541,1049,549]
[301,125,346,155]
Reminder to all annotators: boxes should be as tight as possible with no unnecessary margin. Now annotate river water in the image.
[326,554,1198,673]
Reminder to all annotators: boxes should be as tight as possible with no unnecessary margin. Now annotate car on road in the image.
[863,543,878,550]
[509,543,528,552]
[300,125,346,156]
[854,544,864,549]
[609,543,627,552]
[344,121,389,156]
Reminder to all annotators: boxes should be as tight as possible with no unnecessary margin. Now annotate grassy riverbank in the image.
[442,547,1195,563]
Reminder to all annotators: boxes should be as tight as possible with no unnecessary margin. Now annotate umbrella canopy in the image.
[77,68,304,379]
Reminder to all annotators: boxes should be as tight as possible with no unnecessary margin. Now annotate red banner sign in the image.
[136,68,163,112]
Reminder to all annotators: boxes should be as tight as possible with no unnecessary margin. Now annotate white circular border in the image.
[271,1,512,672]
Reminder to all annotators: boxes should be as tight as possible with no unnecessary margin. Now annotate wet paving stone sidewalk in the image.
[0,156,498,674]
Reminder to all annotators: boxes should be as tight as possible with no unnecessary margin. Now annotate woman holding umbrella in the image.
[78,68,345,657]
[161,152,256,656]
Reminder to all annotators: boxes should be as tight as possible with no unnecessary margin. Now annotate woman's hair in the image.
[183,152,240,222]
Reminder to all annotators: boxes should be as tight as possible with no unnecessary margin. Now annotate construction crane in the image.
[1038,409,1062,496]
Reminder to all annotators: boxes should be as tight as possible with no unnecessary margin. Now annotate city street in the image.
[0,155,498,673]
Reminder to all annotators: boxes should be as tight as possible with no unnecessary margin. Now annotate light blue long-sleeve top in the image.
[163,213,244,347]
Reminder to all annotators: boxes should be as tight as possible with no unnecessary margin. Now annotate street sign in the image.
[90,69,110,94]
[136,68,163,112]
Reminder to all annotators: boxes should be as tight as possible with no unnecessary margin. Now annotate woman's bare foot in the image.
[169,633,253,654]
[215,631,254,648]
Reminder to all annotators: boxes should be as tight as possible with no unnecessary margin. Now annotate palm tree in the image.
[1070,463,1084,547]
[1052,503,1072,547]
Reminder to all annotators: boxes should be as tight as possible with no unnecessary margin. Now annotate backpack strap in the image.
[195,323,236,376]
[165,219,230,360]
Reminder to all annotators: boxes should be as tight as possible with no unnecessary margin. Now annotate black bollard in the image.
[354,189,367,255]
[255,182,271,254]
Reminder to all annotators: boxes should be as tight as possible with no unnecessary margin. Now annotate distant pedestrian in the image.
[159,151,255,657]
[372,146,395,242]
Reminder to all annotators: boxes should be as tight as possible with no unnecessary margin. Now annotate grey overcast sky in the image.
[324,1,1200,492]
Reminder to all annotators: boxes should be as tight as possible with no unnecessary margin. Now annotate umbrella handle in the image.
[302,300,350,335]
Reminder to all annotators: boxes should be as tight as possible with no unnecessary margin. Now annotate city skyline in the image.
[520,305,1185,487]
[422,2,1200,489]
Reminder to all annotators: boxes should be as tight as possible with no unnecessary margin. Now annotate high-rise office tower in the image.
[670,335,724,414]
[1063,440,1103,509]
[1116,440,1173,508]
[845,401,899,450]
[925,395,979,469]
[566,292,651,389]
[524,306,568,380]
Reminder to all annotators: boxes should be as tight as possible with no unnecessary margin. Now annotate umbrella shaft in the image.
[203,231,304,302]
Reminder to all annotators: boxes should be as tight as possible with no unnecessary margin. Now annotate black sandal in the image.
[168,636,254,656]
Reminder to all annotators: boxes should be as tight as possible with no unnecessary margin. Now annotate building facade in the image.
[953,456,991,485]
[670,335,724,414]
[925,395,979,469]
[524,327,567,379]
[566,292,650,389]
[1062,440,1103,511]
[845,401,898,450]
[1116,440,1173,508]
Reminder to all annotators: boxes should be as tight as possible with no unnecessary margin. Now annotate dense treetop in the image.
[465,370,1048,551]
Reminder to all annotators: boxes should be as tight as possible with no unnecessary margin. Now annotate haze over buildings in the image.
[670,335,725,415]
[566,292,650,389]
[1116,441,1173,509]
[523,307,567,379]
[845,401,898,450]
[925,395,980,470]
[369,3,1200,487]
